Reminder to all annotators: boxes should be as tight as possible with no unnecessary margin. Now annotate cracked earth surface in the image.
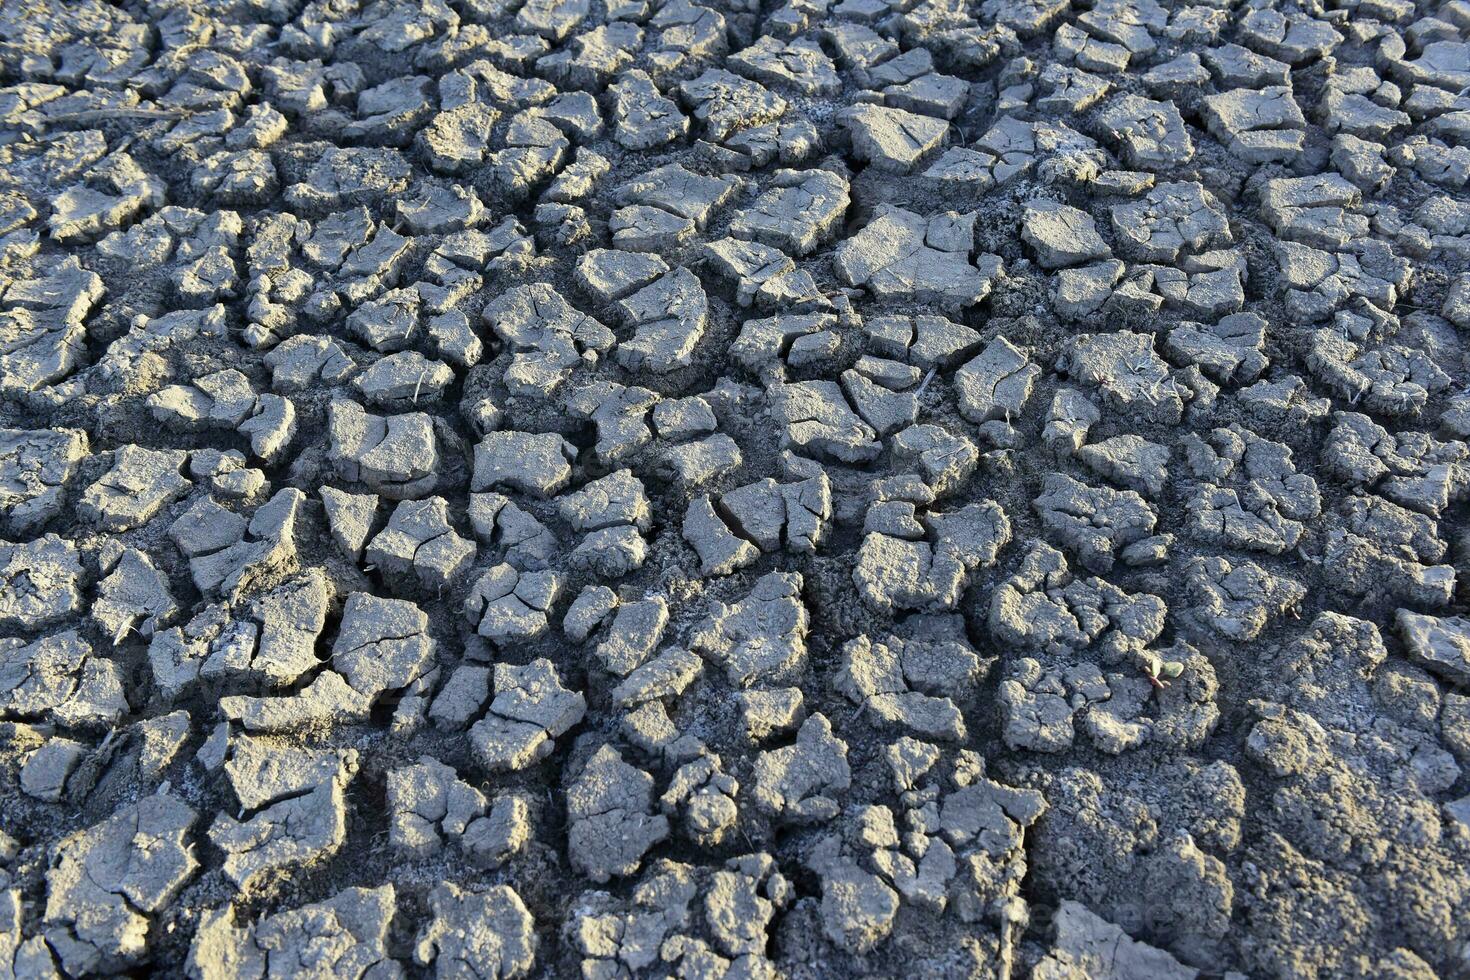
[2,0,1470,976]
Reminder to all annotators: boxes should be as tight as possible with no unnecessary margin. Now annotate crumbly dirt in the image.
[1,0,1470,977]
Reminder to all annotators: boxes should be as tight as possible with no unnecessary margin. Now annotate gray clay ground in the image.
[0,0,1469,976]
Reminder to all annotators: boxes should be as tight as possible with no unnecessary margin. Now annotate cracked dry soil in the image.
[2,0,1470,977]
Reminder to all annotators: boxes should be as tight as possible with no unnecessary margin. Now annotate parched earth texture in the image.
[2,0,1470,976]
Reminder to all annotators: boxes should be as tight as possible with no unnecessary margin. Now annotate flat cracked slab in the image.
[0,0,1468,977]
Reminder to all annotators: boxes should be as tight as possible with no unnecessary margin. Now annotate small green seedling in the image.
[1142,656,1185,691]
